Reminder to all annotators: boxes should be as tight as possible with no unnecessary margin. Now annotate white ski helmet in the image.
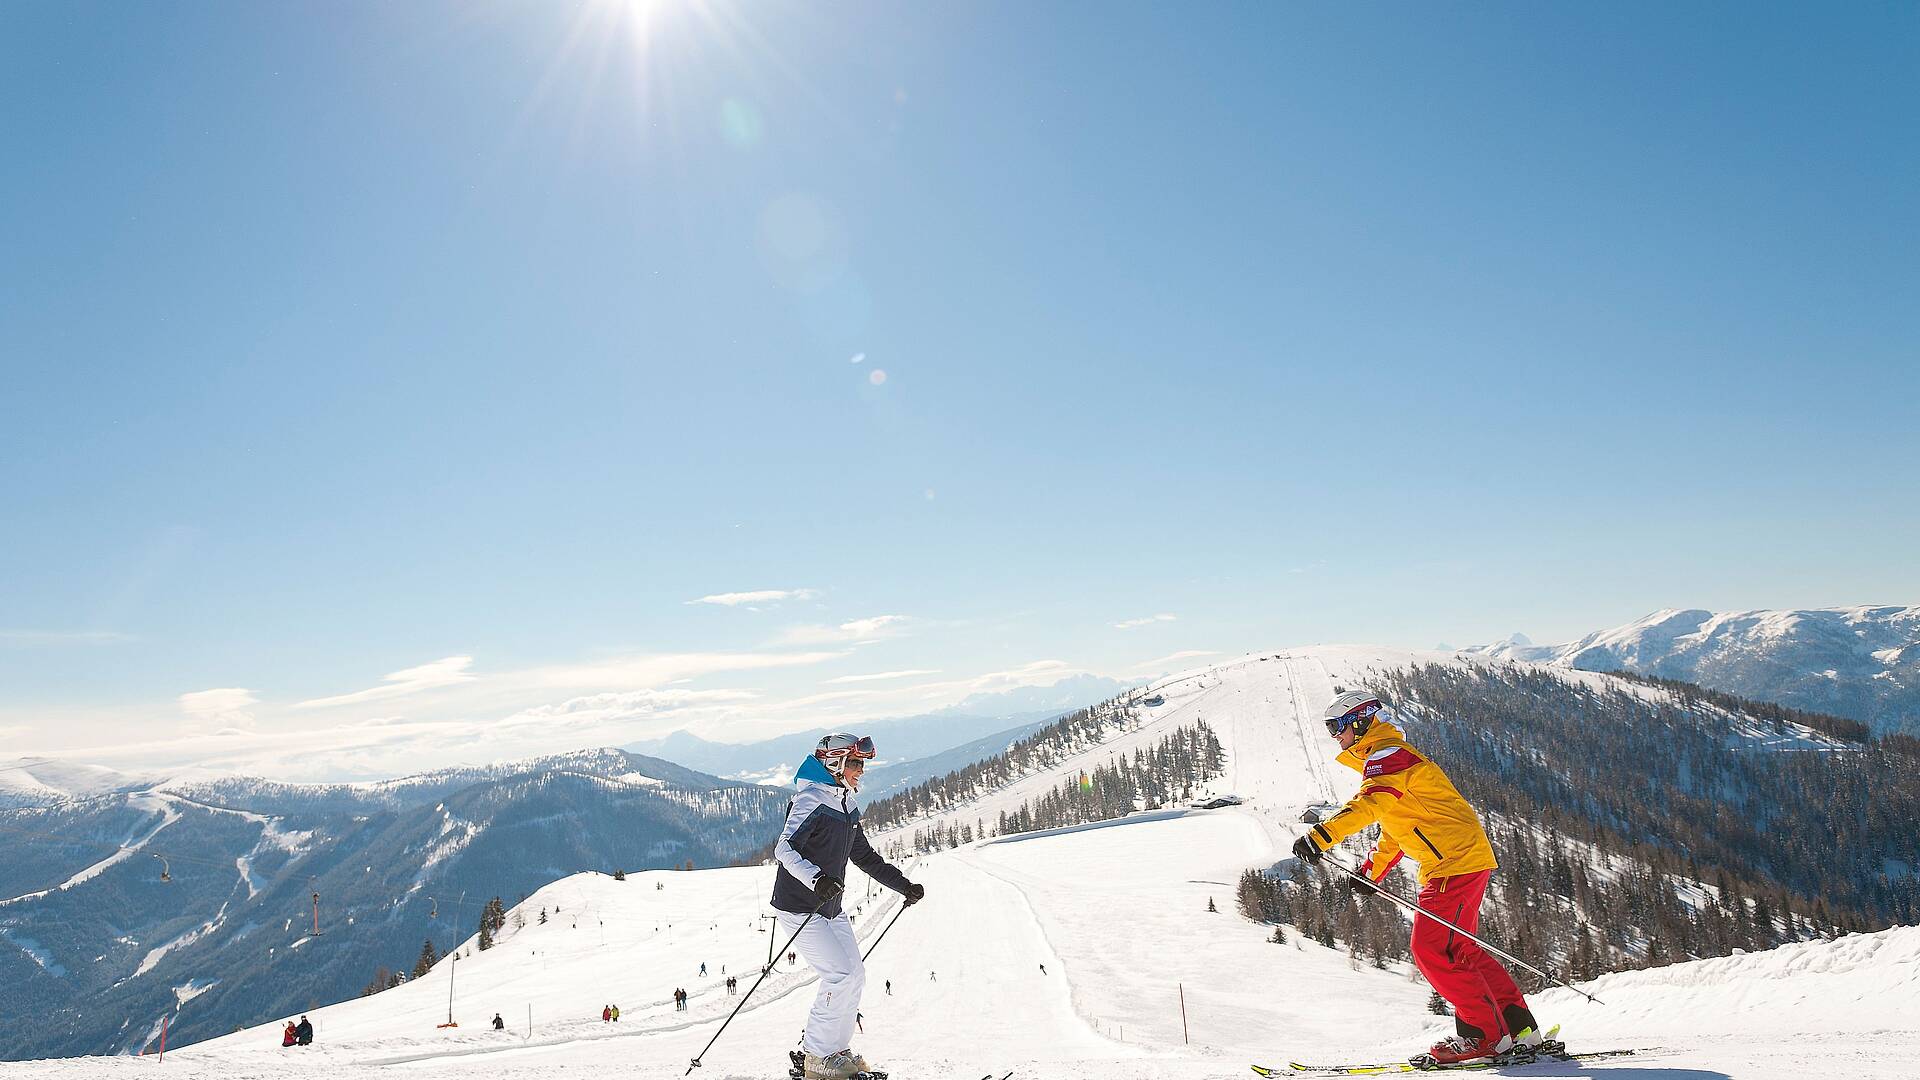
[1322,690,1383,737]
[813,732,876,778]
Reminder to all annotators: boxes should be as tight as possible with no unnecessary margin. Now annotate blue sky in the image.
[3,1,1915,779]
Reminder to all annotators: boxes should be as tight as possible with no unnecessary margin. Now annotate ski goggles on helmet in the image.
[818,734,878,761]
[1324,700,1381,737]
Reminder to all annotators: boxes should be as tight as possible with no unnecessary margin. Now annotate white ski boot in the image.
[802,1049,868,1080]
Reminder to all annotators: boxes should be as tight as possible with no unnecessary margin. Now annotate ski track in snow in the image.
[0,793,181,907]
[3,646,1916,1079]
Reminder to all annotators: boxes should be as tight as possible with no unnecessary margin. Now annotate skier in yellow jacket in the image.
[1292,691,1544,1066]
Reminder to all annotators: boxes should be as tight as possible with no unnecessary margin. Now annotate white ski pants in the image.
[778,911,864,1057]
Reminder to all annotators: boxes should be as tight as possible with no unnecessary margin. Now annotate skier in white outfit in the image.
[771,733,924,1080]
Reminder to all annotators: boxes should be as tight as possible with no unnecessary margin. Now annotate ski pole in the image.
[860,901,909,962]
[1320,852,1605,1006]
[686,899,825,1074]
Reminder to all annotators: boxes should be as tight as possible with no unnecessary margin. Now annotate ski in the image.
[1262,1026,1569,1074]
[1255,1048,1642,1076]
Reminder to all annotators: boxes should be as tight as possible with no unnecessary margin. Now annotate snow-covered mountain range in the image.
[0,676,1127,1061]
[1465,605,1920,734]
[4,645,1912,1079]
[0,759,156,810]
[0,749,790,1061]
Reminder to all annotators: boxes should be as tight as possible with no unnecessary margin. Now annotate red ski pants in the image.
[1411,869,1527,1041]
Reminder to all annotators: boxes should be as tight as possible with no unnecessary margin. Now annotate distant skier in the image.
[1292,691,1546,1066]
[295,1015,314,1046]
[611,1004,621,1022]
[281,1021,297,1047]
[1039,964,1047,975]
[884,979,891,996]
[491,1013,504,1031]
[601,1005,611,1023]
[771,733,924,1080]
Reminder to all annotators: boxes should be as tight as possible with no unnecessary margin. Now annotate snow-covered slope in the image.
[0,759,153,809]
[1466,606,1920,734]
[4,646,1915,1079]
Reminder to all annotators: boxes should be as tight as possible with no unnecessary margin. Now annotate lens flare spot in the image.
[719,98,764,148]
[757,193,846,293]
[868,369,888,386]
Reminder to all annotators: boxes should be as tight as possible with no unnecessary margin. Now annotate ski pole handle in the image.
[1321,852,1605,1006]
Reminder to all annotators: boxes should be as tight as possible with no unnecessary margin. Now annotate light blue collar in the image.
[795,755,839,787]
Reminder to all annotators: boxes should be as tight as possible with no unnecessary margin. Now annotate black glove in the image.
[814,874,844,901]
[1292,835,1323,865]
[903,882,925,906]
[1348,874,1379,898]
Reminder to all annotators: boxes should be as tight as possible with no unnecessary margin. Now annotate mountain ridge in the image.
[1464,605,1920,734]
[0,748,790,1061]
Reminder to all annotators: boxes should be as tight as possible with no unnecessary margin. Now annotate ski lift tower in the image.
[438,953,460,1029]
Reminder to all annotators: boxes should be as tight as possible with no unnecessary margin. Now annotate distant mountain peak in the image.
[1465,605,1920,735]
[0,758,155,808]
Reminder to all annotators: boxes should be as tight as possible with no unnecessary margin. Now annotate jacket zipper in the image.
[1413,826,1445,860]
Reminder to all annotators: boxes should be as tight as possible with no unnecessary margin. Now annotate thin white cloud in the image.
[9,611,1121,780]
[767,687,897,710]
[824,669,942,685]
[294,656,476,709]
[0,629,134,645]
[496,688,761,731]
[889,660,1083,703]
[522,650,848,691]
[1113,613,1178,630]
[687,588,820,607]
[1135,649,1218,669]
[841,615,907,639]
[178,687,258,728]
[779,615,910,646]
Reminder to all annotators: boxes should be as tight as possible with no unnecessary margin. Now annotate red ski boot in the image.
[1414,1034,1506,1068]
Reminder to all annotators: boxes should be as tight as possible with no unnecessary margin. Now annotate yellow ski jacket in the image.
[1304,719,1497,885]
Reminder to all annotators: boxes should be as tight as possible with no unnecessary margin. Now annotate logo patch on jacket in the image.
[1363,747,1419,778]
